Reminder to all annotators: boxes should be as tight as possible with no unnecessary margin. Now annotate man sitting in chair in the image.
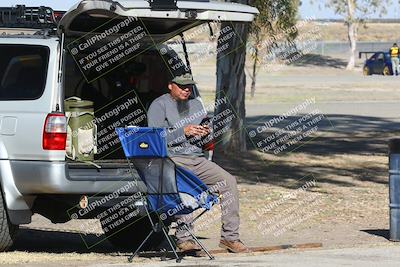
[147,73,250,253]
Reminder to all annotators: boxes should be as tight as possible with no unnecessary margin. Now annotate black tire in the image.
[102,214,166,250]
[0,189,18,252]
[383,65,391,76]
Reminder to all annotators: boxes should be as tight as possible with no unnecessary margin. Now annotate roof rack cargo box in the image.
[0,5,64,29]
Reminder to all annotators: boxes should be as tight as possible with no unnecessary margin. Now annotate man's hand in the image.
[184,125,210,137]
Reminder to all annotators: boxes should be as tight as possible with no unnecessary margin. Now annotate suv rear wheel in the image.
[0,190,18,252]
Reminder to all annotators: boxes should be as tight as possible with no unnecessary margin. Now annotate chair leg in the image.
[182,224,215,260]
[128,229,154,263]
[161,227,182,263]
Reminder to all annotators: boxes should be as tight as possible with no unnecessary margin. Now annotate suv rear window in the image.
[0,45,49,100]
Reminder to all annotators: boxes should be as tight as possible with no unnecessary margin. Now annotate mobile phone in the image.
[200,117,210,127]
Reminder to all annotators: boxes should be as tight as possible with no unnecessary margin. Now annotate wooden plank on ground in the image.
[203,242,323,255]
[137,242,323,259]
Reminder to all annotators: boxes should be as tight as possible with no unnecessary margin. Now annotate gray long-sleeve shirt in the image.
[147,93,207,157]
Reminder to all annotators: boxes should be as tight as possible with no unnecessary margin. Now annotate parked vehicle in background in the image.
[360,51,396,76]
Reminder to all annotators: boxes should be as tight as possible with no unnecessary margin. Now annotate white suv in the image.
[0,0,257,251]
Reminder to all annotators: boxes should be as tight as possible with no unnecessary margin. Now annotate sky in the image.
[2,0,400,19]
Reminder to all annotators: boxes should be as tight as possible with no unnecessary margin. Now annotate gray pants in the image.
[171,156,240,242]
[392,57,400,75]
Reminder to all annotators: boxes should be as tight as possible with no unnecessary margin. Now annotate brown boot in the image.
[176,240,201,252]
[219,239,251,253]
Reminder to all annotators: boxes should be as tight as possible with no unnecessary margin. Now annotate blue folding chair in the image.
[116,127,218,263]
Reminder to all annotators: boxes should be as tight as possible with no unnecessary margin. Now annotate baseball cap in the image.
[171,73,197,86]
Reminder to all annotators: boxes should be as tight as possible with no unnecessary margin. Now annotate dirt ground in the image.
[2,54,400,265]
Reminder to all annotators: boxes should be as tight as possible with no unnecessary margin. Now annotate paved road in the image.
[247,101,400,119]
[69,246,400,267]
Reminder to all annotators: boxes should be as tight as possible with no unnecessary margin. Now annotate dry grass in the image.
[173,21,400,43]
[299,22,400,42]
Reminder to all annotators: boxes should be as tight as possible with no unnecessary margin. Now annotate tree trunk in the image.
[346,0,356,70]
[214,21,249,153]
[250,45,258,98]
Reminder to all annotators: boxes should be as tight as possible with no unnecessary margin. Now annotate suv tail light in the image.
[203,141,214,151]
[43,113,67,150]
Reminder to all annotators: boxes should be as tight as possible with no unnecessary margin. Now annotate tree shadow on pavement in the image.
[246,114,400,155]
[213,114,398,188]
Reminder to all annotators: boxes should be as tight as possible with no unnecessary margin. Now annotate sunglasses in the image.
[174,83,193,90]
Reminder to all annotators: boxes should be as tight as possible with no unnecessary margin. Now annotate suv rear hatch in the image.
[59,0,258,38]
[60,0,258,177]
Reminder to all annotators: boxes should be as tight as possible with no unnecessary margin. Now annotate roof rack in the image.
[0,5,62,29]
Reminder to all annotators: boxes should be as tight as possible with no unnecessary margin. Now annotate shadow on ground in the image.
[292,54,348,68]
[246,114,400,155]
[213,114,397,188]
[361,229,390,241]
[12,228,210,255]
[12,228,120,253]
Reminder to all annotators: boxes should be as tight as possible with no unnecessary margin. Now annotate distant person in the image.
[389,43,400,76]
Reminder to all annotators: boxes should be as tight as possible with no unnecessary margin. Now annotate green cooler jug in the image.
[64,97,97,161]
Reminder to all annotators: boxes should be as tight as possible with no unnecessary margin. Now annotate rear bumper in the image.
[11,160,146,194]
[0,159,146,224]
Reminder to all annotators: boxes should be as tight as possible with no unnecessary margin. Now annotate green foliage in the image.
[327,0,390,22]
[246,0,300,97]
[250,0,300,42]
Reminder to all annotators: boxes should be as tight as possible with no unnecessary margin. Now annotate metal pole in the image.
[389,139,400,241]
